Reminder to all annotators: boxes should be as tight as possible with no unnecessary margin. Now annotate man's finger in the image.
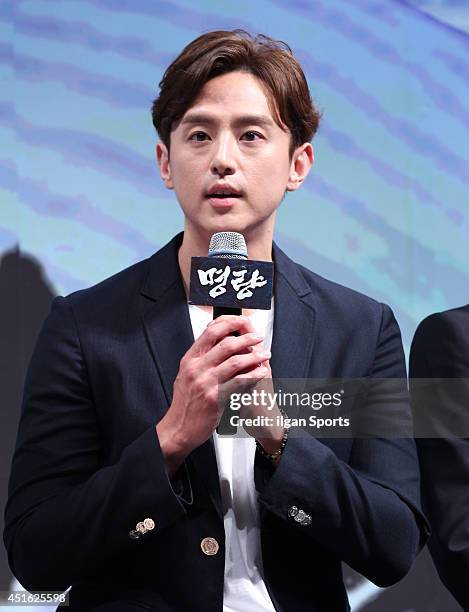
[190,315,257,355]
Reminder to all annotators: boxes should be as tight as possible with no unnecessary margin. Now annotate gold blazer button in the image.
[200,537,219,556]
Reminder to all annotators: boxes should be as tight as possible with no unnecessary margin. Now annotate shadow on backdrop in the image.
[0,246,56,590]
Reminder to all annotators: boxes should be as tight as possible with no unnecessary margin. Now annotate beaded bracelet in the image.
[256,423,290,466]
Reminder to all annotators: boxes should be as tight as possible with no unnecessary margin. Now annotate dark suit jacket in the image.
[4,232,429,611]
[410,305,469,610]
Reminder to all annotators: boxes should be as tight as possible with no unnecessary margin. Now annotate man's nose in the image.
[210,135,237,176]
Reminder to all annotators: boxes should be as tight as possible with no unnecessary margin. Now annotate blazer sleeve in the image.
[257,303,430,588]
[3,296,191,593]
[410,311,469,609]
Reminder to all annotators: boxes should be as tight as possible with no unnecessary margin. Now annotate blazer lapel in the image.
[140,232,223,521]
[141,232,193,407]
[254,242,317,497]
[270,241,316,384]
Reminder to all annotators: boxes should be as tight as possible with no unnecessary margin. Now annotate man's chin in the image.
[201,218,253,237]
[186,214,270,245]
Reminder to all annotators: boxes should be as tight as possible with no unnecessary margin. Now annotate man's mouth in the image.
[206,192,242,208]
[207,193,242,198]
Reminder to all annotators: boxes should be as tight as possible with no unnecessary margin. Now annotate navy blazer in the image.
[410,305,469,610]
[4,232,429,611]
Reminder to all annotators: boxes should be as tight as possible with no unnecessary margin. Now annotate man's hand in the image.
[156,314,270,476]
[235,362,286,456]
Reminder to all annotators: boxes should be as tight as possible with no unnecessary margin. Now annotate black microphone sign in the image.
[189,256,273,310]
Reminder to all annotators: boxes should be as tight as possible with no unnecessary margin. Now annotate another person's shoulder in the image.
[413,304,469,345]
[410,304,469,378]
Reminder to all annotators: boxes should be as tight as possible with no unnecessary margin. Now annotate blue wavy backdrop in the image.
[2,0,468,356]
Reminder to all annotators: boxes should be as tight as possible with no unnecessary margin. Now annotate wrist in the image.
[257,428,284,454]
[156,419,188,477]
[256,425,289,466]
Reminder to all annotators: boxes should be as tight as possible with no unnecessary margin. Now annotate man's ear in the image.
[156,142,174,189]
[286,143,314,192]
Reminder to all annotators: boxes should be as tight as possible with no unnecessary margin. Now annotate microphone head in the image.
[208,232,248,259]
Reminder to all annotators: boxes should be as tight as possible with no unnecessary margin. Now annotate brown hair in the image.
[151,29,321,159]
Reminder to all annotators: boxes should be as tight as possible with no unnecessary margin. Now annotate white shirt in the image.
[188,301,276,612]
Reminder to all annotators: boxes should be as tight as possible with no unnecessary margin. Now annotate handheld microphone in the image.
[188,231,273,315]
[208,232,247,321]
[188,232,274,435]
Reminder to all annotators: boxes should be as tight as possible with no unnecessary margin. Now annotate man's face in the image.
[157,71,312,243]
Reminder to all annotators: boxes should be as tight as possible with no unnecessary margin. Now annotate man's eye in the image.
[242,131,263,141]
[189,132,209,141]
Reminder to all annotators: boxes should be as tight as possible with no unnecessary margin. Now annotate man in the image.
[4,30,429,611]
[410,305,469,610]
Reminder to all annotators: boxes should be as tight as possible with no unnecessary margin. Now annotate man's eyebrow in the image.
[180,113,275,128]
